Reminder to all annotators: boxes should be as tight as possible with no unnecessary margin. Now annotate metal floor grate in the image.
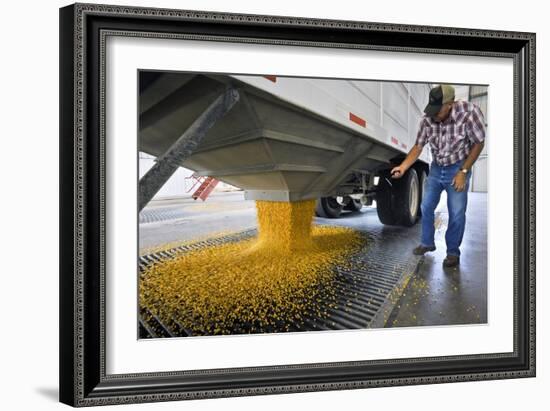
[139,207,189,224]
[138,226,421,338]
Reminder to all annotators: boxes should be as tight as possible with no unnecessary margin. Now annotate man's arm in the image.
[461,103,486,171]
[452,141,485,191]
[391,144,424,179]
[452,104,486,191]
[461,141,485,171]
[392,117,429,178]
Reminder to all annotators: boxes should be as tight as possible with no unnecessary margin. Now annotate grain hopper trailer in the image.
[139,72,431,226]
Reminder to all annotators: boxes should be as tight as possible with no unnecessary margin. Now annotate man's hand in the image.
[389,145,423,179]
[452,172,467,192]
[390,165,407,179]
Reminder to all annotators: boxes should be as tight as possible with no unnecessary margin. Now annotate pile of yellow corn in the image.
[139,199,363,335]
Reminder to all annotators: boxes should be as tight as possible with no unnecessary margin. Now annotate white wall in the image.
[471,156,488,192]
[1,1,545,411]
[139,152,239,200]
[139,152,195,199]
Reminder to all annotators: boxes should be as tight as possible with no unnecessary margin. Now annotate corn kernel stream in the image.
[140,199,364,335]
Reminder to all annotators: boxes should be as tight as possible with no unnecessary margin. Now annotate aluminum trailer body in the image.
[139,72,432,224]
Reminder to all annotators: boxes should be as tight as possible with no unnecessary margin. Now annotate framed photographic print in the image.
[59,2,536,407]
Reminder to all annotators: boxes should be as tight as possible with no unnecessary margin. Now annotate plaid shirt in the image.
[415,100,486,166]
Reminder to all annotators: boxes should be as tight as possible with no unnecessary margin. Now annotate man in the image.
[390,84,486,267]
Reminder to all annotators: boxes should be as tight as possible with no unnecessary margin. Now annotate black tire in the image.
[375,171,397,225]
[343,197,363,212]
[416,168,428,218]
[375,168,420,226]
[394,168,420,226]
[315,197,343,218]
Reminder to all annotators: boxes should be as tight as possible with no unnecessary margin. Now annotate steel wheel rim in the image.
[327,197,343,210]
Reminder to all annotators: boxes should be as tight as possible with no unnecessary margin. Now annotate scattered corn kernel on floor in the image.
[140,200,365,335]
[139,192,487,337]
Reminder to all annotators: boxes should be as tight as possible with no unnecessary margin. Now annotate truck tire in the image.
[394,168,420,226]
[376,168,420,226]
[315,197,343,218]
[344,197,363,212]
[375,171,398,225]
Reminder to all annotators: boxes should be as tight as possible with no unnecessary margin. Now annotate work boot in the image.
[412,245,436,255]
[443,255,460,267]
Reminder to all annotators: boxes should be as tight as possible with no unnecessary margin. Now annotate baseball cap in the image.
[424,84,455,117]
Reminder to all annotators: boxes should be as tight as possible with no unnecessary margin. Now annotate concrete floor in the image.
[139,190,487,327]
[139,191,256,250]
[386,192,488,327]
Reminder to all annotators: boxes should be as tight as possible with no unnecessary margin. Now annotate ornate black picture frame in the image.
[59,3,535,407]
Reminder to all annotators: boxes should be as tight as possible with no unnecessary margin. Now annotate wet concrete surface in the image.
[386,192,487,327]
[139,191,256,250]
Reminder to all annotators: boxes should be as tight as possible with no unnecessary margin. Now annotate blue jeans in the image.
[420,161,472,257]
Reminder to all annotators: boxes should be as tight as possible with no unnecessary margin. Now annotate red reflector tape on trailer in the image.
[349,112,366,128]
[391,136,399,145]
[264,75,277,82]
